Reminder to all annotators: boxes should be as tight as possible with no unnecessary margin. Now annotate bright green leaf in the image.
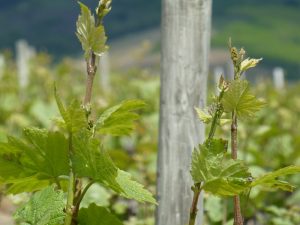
[78,203,123,225]
[23,128,70,179]
[112,169,157,204]
[191,139,252,196]
[0,128,69,192]
[14,186,65,225]
[251,165,300,191]
[222,80,265,118]
[96,99,145,136]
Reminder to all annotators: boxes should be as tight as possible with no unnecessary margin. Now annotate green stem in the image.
[208,89,225,140]
[64,133,75,225]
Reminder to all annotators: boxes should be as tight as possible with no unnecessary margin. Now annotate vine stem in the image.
[67,52,98,225]
[65,51,98,225]
[189,183,202,225]
[231,112,243,225]
[74,181,96,214]
[84,52,97,107]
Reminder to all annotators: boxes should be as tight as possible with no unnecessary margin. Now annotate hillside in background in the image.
[0,0,300,78]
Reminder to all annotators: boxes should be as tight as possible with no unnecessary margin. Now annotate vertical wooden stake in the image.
[273,67,285,89]
[156,0,212,224]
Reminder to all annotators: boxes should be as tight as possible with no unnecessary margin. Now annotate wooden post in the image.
[99,52,111,93]
[156,0,212,225]
[16,40,35,89]
[273,67,285,89]
[0,54,5,79]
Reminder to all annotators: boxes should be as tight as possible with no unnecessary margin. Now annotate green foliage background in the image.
[1,0,300,78]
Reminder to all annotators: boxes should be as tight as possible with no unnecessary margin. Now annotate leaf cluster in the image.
[0,92,156,224]
[191,45,300,200]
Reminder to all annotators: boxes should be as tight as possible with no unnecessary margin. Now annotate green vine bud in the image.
[96,0,112,23]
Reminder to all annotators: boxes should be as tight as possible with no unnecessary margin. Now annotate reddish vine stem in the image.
[70,52,98,225]
[189,183,202,225]
[231,112,243,225]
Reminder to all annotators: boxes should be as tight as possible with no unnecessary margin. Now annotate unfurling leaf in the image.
[191,139,252,196]
[95,99,146,136]
[76,2,108,58]
[96,0,112,22]
[195,107,230,125]
[78,203,122,225]
[14,186,65,225]
[251,165,300,192]
[240,58,262,73]
[222,80,265,118]
[195,107,211,124]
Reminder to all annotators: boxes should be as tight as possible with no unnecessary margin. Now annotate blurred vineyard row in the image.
[0,52,300,225]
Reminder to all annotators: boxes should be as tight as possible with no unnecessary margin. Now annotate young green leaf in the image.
[95,99,146,136]
[23,128,70,179]
[0,128,69,192]
[251,165,300,191]
[191,139,252,196]
[14,186,65,225]
[112,169,157,204]
[78,203,123,225]
[54,88,87,133]
[76,1,108,58]
[222,80,265,118]
[72,131,156,204]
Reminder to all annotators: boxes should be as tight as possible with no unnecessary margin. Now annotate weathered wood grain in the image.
[156,0,212,224]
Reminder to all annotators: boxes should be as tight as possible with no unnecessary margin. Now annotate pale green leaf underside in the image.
[222,80,265,118]
[14,186,65,225]
[78,204,123,225]
[76,2,108,58]
[96,99,146,136]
